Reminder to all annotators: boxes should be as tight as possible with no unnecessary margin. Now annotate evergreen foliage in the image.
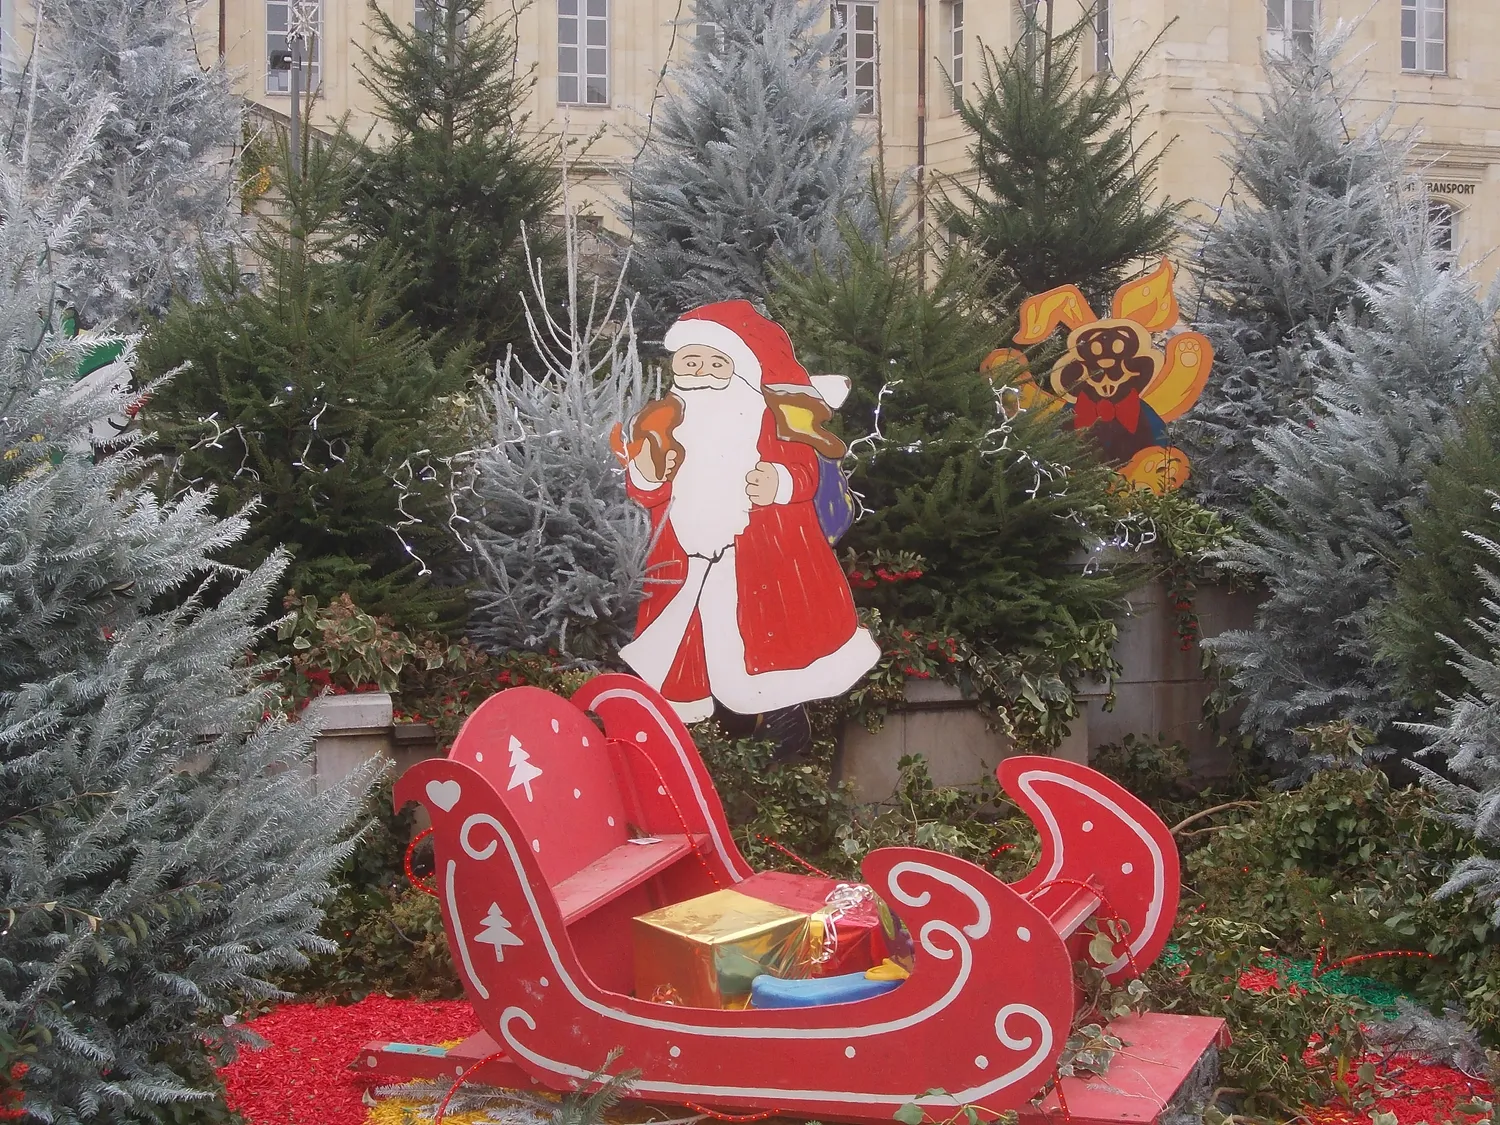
[349,0,561,370]
[1184,28,1414,516]
[20,0,241,325]
[939,6,1179,308]
[770,202,1130,704]
[140,128,469,629]
[1207,245,1493,770]
[1381,370,1500,707]
[0,108,370,1123]
[457,200,653,662]
[1407,522,1500,926]
[624,0,874,335]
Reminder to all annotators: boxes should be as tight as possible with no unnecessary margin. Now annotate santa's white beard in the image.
[668,377,765,556]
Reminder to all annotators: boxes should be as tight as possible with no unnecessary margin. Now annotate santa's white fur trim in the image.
[627,458,664,492]
[620,556,713,687]
[771,463,794,504]
[664,318,763,386]
[671,696,715,723]
[621,544,880,715]
[809,374,850,409]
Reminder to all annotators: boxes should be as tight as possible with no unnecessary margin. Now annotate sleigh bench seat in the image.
[1031,878,1105,939]
[554,833,709,924]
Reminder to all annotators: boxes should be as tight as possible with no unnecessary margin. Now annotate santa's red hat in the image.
[663,300,850,409]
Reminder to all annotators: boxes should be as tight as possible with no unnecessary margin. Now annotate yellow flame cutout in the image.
[1111,260,1179,332]
[1015,285,1098,345]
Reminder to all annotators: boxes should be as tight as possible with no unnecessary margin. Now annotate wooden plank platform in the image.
[356,1031,532,1088]
[1019,1013,1229,1125]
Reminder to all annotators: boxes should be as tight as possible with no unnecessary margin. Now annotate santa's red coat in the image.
[626,410,863,704]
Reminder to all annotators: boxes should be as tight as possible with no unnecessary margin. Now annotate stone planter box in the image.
[310,693,443,794]
[832,577,1259,802]
[312,573,1258,808]
[1085,579,1258,781]
[833,679,1095,804]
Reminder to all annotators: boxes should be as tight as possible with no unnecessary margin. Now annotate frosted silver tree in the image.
[1183,26,1415,517]
[457,182,655,662]
[623,0,876,336]
[1207,230,1495,771]
[0,100,374,1121]
[19,0,241,326]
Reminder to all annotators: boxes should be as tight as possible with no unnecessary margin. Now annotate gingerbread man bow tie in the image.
[1074,389,1142,432]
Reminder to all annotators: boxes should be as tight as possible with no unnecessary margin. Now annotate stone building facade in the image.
[1,1,1493,277]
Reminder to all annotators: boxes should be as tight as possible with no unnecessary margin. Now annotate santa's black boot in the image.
[711,700,759,740]
[758,705,813,764]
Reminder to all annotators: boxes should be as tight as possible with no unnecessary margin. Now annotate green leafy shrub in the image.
[1147,916,1375,1117]
[1091,734,1192,815]
[1180,767,1500,1040]
[277,786,460,1000]
[694,722,1038,882]
[276,591,590,745]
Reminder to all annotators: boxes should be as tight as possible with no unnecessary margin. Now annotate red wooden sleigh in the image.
[360,674,1224,1123]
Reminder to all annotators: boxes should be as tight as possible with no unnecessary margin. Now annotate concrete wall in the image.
[833,679,1093,803]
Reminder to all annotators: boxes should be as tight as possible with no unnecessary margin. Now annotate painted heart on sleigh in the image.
[426,779,462,812]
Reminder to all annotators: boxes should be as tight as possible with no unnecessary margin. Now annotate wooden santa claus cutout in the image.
[611,300,879,744]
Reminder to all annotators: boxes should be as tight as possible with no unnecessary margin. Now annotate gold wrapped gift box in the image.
[633,888,814,1009]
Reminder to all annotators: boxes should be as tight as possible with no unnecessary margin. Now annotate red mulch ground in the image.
[1236,967,1493,1125]
[219,995,478,1125]
[220,995,1491,1125]
[1307,1055,1492,1125]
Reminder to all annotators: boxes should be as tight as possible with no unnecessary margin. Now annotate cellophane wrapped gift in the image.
[735,871,912,976]
[632,889,814,1009]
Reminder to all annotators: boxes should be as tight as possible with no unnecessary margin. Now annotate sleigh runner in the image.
[358,673,1224,1121]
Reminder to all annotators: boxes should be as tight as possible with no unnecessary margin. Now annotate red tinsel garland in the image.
[218,996,478,1125]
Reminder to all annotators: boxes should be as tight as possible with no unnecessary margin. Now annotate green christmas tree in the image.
[348,0,561,370]
[1381,366,1500,708]
[771,198,1131,726]
[141,126,469,629]
[940,6,1178,307]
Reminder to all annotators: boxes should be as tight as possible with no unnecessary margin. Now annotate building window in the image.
[558,0,608,106]
[1094,0,1112,72]
[945,1,964,107]
[1429,200,1456,260]
[415,1,470,39]
[267,0,321,94]
[1015,0,1042,62]
[1265,0,1314,56]
[1402,0,1446,74]
[696,19,720,55]
[832,2,878,116]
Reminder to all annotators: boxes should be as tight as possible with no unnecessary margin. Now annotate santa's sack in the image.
[814,455,856,545]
